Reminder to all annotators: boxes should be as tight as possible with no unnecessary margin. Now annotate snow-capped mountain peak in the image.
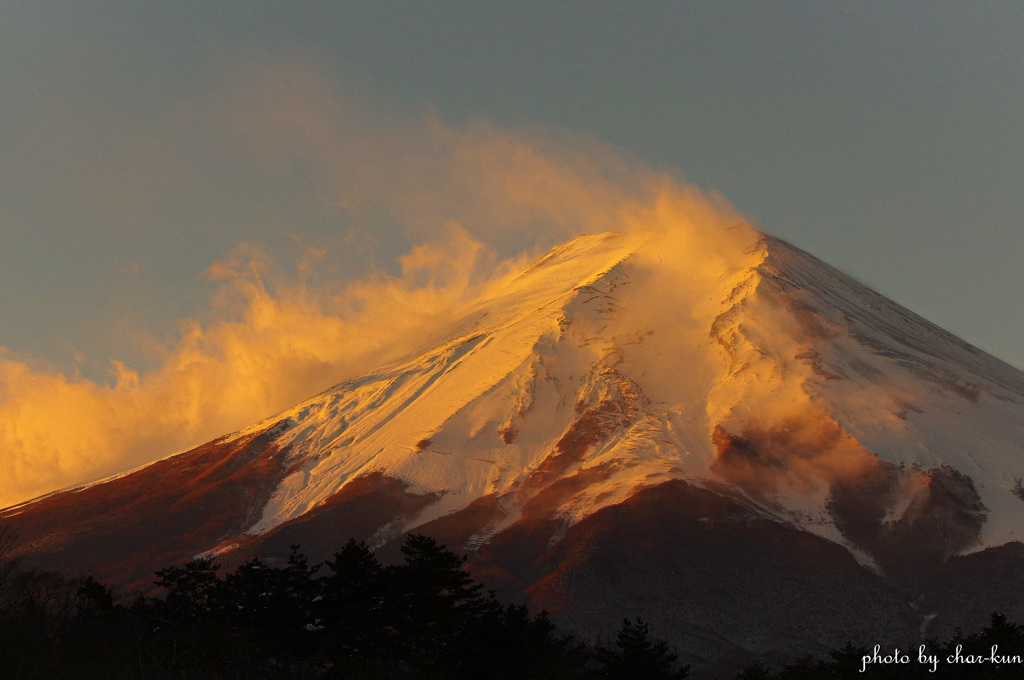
[174,224,1024,572]
[7,224,1024,668]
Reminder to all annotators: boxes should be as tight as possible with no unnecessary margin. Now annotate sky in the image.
[1,2,1022,507]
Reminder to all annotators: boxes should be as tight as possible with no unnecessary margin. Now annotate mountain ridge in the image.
[4,225,1024,671]
[7,227,1024,559]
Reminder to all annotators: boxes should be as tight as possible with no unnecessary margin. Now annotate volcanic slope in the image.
[4,224,1024,671]
[225,226,1024,565]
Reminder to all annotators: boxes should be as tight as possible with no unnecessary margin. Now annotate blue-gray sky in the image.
[1,2,1022,505]
[3,2,1022,372]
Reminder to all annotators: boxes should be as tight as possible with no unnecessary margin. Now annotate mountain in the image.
[4,225,1024,673]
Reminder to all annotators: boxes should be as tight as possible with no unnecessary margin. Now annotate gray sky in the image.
[2,1,1022,377]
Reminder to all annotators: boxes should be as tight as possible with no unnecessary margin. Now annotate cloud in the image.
[0,52,727,509]
[0,224,523,508]
[211,54,666,253]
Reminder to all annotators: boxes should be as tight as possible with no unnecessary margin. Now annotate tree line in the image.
[0,533,687,679]
[1,528,1022,679]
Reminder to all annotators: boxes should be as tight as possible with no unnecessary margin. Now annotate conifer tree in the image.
[153,556,221,620]
[595,617,690,680]
[321,538,390,664]
[389,533,501,675]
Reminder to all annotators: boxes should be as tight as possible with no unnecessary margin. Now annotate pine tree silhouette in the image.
[596,617,690,679]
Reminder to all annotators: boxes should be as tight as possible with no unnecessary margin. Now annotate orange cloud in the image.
[0,225,522,509]
[0,54,732,510]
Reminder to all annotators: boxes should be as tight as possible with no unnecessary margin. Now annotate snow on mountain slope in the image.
[6,221,1024,672]
[708,235,1024,563]
[185,224,1024,570]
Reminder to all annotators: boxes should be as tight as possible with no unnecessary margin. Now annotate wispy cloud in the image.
[0,53,689,508]
[0,224,518,508]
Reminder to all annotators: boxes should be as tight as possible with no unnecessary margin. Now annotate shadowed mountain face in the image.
[3,228,1024,671]
[0,423,293,591]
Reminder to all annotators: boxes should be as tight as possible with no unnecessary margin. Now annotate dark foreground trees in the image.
[2,535,679,679]
[3,531,1020,679]
[595,617,690,679]
[139,536,586,679]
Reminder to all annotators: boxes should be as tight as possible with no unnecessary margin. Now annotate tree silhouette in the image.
[595,617,690,679]
[153,556,220,620]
